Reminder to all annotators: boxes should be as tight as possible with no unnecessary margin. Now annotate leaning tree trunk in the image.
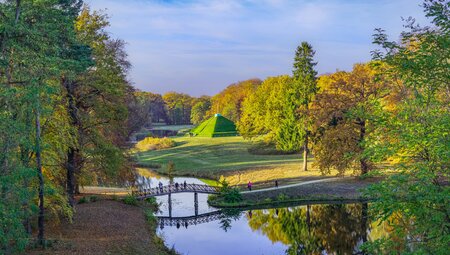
[35,108,45,245]
[302,133,308,171]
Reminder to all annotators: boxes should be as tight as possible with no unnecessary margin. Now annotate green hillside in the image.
[191,114,238,137]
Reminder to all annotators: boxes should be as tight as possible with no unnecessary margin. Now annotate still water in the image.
[138,170,379,255]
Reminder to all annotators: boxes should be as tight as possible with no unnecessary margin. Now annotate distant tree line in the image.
[134,78,261,126]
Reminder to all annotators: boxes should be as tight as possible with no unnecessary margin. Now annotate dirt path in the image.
[27,200,171,255]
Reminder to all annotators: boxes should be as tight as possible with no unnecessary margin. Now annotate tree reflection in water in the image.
[246,203,369,255]
[219,208,242,232]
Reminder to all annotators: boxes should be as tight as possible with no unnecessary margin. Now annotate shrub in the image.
[264,198,272,203]
[144,197,159,210]
[145,196,157,204]
[221,188,242,203]
[123,195,139,206]
[277,193,288,201]
[167,161,175,178]
[144,209,157,226]
[135,137,176,152]
[141,162,162,169]
[217,177,242,203]
[78,196,89,204]
[78,195,98,204]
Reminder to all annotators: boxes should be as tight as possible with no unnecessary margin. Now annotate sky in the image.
[86,0,430,96]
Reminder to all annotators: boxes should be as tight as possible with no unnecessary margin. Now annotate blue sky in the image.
[86,0,429,96]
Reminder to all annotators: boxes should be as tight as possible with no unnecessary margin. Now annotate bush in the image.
[263,198,272,203]
[144,209,157,226]
[277,193,289,201]
[144,197,159,210]
[78,196,89,204]
[135,137,176,152]
[216,178,242,203]
[222,188,242,203]
[123,195,139,206]
[78,195,98,204]
[139,162,162,169]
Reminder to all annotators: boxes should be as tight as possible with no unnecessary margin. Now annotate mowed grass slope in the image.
[135,136,304,177]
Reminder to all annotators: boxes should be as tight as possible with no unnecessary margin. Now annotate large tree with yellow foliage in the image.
[311,63,388,175]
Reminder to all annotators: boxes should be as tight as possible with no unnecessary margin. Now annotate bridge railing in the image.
[157,210,223,227]
[132,183,220,198]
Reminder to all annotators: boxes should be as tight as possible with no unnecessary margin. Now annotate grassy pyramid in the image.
[191,114,238,137]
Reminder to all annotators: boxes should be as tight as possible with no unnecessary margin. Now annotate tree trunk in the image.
[20,147,32,235]
[35,109,45,245]
[359,120,369,175]
[64,78,80,206]
[361,203,368,243]
[67,149,76,207]
[306,205,311,234]
[303,134,308,171]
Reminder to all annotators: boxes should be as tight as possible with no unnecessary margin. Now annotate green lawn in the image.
[135,136,305,178]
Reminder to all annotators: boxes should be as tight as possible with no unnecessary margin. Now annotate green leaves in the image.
[363,1,450,253]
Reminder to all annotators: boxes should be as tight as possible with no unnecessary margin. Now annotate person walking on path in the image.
[247,181,252,191]
[175,182,179,190]
[183,180,187,189]
[275,180,278,188]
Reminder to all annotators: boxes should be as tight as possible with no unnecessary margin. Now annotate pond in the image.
[137,169,384,255]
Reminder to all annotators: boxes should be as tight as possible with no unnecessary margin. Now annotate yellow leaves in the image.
[134,137,176,152]
[207,79,261,122]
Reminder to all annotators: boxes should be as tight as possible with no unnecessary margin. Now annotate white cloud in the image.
[86,0,429,96]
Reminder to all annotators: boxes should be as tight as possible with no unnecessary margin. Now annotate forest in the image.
[0,0,448,254]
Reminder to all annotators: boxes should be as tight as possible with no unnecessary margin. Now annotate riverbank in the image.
[209,177,381,208]
[27,198,176,255]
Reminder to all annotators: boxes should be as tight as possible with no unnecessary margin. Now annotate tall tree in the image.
[1,0,84,248]
[63,6,134,205]
[311,63,388,175]
[292,42,318,171]
[238,75,293,143]
[363,0,449,253]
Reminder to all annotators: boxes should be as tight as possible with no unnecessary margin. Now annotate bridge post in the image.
[168,193,172,218]
[194,192,198,216]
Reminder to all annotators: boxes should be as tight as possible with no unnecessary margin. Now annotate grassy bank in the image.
[135,136,342,184]
[209,177,380,208]
[27,196,176,255]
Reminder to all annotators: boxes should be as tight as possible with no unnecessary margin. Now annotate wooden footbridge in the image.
[157,210,223,228]
[132,183,219,199]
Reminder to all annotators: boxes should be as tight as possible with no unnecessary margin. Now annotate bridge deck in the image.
[133,183,219,199]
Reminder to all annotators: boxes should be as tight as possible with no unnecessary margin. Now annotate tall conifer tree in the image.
[292,42,318,171]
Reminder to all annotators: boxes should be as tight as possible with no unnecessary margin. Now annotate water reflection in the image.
[135,169,378,255]
[156,203,371,255]
[247,203,369,255]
